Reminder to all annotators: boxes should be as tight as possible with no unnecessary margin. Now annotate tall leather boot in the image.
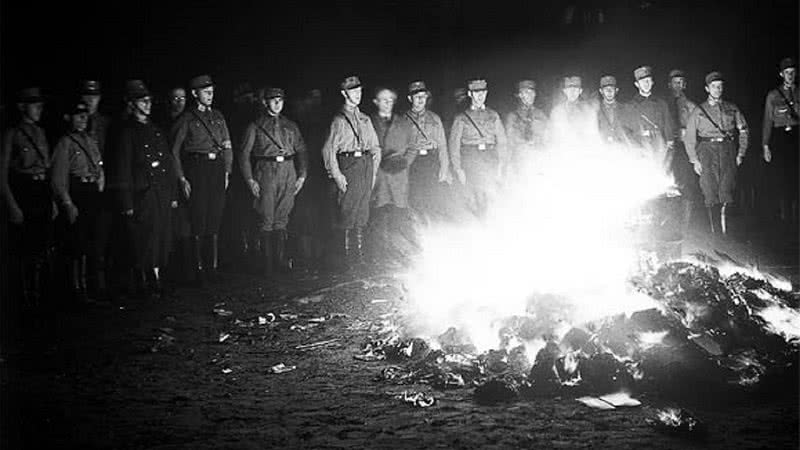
[149,267,163,300]
[355,227,365,265]
[30,258,44,308]
[720,203,729,235]
[94,256,110,302]
[274,229,291,272]
[134,267,148,298]
[207,234,220,282]
[71,258,88,304]
[80,254,93,302]
[706,206,717,235]
[192,235,204,286]
[261,231,274,276]
[343,228,353,268]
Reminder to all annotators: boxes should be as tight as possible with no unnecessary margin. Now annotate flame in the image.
[637,330,669,349]
[405,107,674,352]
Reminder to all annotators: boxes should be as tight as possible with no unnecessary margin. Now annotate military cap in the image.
[704,71,724,85]
[780,57,797,71]
[80,80,102,95]
[517,80,536,91]
[264,87,285,99]
[563,76,582,88]
[17,87,43,103]
[408,80,429,96]
[189,74,214,90]
[340,75,362,91]
[124,79,150,100]
[668,69,686,80]
[599,75,617,88]
[634,66,653,81]
[67,101,90,116]
[467,78,488,91]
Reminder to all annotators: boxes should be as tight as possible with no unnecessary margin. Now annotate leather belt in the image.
[254,154,295,162]
[186,151,220,160]
[697,136,733,143]
[338,150,371,158]
[72,176,97,183]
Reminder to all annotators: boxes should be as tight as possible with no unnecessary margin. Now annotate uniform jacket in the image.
[449,105,508,171]
[684,97,749,162]
[170,105,233,179]
[239,113,308,182]
[623,93,676,144]
[116,118,178,211]
[51,131,104,204]
[321,105,381,179]
[505,104,548,150]
[762,85,799,145]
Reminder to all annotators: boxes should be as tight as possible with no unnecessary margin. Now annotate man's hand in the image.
[122,209,134,217]
[97,172,106,193]
[455,168,466,185]
[333,173,348,192]
[170,201,178,209]
[9,205,24,224]
[248,178,260,197]
[736,154,744,167]
[294,176,306,195]
[51,201,58,220]
[180,177,191,199]
[763,145,772,163]
[225,172,230,190]
[692,161,703,175]
[65,203,79,224]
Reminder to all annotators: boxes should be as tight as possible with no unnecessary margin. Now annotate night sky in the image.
[1,0,798,131]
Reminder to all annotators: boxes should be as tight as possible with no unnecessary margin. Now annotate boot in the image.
[273,229,292,272]
[355,227,365,265]
[192,235,204,286]
[261,231,274,276]
[94,256,110,302]
[207,234,220,282]
[80,255,94,303]
[134,268,148,298]
[71,258,88,304]
[149,267,163,300]
[706,206,717,235]
[30,259,44,308]
[720,203,729,235]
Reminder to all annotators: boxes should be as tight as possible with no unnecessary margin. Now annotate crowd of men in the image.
[1,57,797,307]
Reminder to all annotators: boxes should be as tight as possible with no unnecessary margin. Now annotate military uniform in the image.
[623,67,676,155]
[595,76,630,145]
[51,102,106,300]
[170,75,232,279]
[762,57,799,217]
[371,111,406,209]
[321,76,381,261]
[685,72,749,233]
[449,78,507,217]
[240,87,307,273]
[115,81,177,293]
[666,69,700,203]
[549,76,593,144]
[1,87,52,304]
[505,80,548,168]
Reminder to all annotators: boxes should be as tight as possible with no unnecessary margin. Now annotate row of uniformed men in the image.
[3,58,797,303]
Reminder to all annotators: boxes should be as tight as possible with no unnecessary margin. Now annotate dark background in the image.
[1,0,798,137]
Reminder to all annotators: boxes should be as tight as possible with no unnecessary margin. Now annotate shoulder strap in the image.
[17,125,48,163]
[67,133,100,173]
[254,118,284,151]
[190,109,225,150]
[776,88,799,120]
[337,112,362,147]
[630,101,658,130]
[404,112,430,141]
[462,111,485,138]
[696,103,733,137]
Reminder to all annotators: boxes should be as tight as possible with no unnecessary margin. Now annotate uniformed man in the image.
[449,78,507,217]
[595,75,630,145]
[115,80,178,298]
[762,57,799,224]
[79,79,114,299]
[666,69,700,233]
[390,80,450,220]
[1,87,52,306]
[624,66,676,163]
[505,79,548,169]
[549,75,592,144]
[321,75,381,266]
[240,87,307,275]
[51,101,106,302]
[170,74,233,283]
[685,71,749,235]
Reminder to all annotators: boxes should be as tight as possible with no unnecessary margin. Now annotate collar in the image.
[378,112,392,120]
[707,97,722,106]
[470,104,486,111]
[197,104,210,113]
[408,108,426,118]
[267,111,280,119]
[603,100,617,106]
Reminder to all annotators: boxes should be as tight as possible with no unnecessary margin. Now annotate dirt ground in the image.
[2,243,798,450]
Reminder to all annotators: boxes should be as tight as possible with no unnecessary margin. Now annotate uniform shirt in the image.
[597,100,628,144]
[2,120,50,176]
[239,113,308,182]
[505,104,548,150]
[449,105,508,171]
[116,118,177,211]
[51,131,104,204]
[321,104,381,179]
[624,93,676,143]
[88,112,111,156]
[670,94,697,131]
[371,113,399,151]
[170,105,233,179]
[684,97,749,163]
[762,84,799,145]
[385,108,449,169]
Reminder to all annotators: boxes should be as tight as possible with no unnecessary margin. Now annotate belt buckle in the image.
[151,161,160,168]
[276,155,285,162]
[354,151,362,157]
[785,125,793,132]
[477,143,486,151]
[419,149,428,156]
[208,152,217,160]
